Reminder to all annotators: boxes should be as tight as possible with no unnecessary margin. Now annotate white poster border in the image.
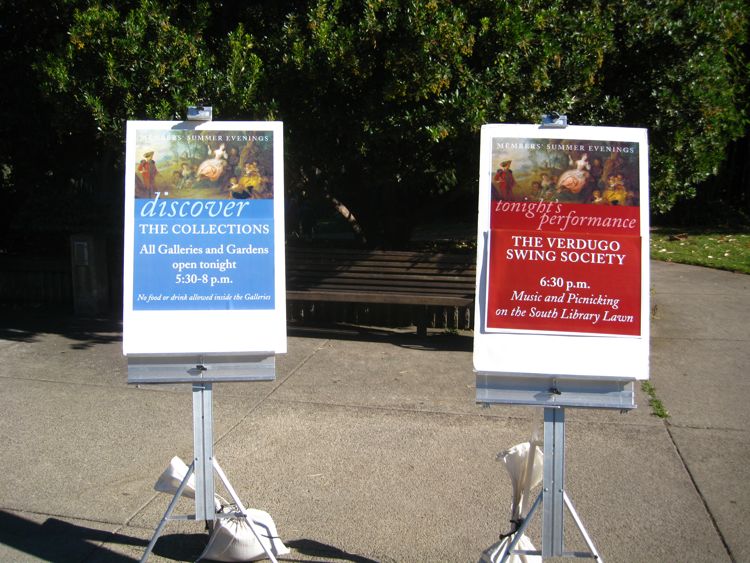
[473,124,649,380]
[123,120,286,356]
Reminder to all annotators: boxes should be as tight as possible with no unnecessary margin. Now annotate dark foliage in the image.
[0,0,747,251]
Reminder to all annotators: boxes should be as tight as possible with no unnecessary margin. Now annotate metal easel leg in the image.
[213,457,280,563]
[564,492,602,561]
[193,382,216,521]
[543,407,566,557]
[542,407,603,561]
[140,461,196,563]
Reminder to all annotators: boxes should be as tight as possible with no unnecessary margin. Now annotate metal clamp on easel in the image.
[187,105,213,121]
[540,112,568,129]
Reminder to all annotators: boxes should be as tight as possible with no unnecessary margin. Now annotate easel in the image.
[129,354,279,563]
[125,108,287,561]
[477,373,636,562]
[474,115,651,561]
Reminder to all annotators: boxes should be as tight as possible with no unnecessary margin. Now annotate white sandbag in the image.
[154,456,196,499]
[198,506,290,562]
[478,441,544,562]
[497,441,543,522]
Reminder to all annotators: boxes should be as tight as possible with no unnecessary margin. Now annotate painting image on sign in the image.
[485,137,642,336]
[132,129,275,311]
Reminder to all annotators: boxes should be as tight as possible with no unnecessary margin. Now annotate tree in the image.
[264,0,747,241]
[264,0,482,245]
[0,0,89,253]
[2,0,748,250]
[42,0,265,144]
[591,0,749,212]
[0,0,266,252]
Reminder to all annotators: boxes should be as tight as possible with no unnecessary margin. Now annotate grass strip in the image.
[641,381,670,419]
[650,230,750,274]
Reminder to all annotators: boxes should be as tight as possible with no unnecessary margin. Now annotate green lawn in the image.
[650,229,750,274]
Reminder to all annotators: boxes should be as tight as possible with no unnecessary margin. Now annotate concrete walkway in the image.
[0,260,747,562]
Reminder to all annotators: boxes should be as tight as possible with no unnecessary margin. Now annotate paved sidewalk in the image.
[0,260,747,562]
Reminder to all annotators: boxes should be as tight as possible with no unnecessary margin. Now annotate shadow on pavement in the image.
[0,510,214,562]
[0,315,472,354]
[0,511,383,563]
[0,511,140,562]
[288,323,473,353]
[286,538,380,563]
[0,314,122,349]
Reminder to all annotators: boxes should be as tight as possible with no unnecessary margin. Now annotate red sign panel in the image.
[485,138,643,336]
[486,228,641,335]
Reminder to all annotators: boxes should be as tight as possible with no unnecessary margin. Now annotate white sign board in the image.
[474,124,649,381]
[123,121,286,356]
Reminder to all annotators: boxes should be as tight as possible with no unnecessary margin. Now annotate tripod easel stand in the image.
[500,408,601,561]
[477,374,636,562]
[128,352,280,563]
[140,381,279,563]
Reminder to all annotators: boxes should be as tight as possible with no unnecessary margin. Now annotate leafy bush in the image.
[2,0,747,247]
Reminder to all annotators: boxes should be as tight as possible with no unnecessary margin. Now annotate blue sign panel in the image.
[133,196,275,310]
[131,128,277,311]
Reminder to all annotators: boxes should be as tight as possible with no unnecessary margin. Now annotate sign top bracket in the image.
[187,106,213,121]
[540,113,568,128]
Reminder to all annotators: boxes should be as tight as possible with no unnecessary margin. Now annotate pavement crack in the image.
[668,422,746,433]
[665,423,737,563]
[213,339,331,445]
